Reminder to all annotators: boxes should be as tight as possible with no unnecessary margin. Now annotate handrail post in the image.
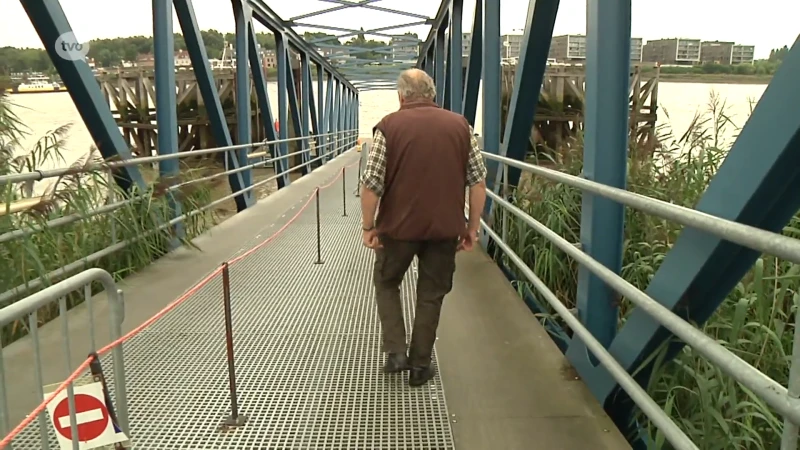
[314,189,324,264]
[221,262,246,428]
[342,167,348,217]
[355,148,362,197]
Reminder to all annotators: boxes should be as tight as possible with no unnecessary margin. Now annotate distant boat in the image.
[5,76,66,94]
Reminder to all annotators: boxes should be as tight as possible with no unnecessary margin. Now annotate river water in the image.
[7,81,768,186]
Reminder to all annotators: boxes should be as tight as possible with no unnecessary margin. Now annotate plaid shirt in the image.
[360,126,486,197]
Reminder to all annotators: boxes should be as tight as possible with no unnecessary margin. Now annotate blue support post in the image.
[443,30,452,111]
[434,26,446,106]
[20,0,146,192]
[462,0,482,126]
[565,0,628,372]
[317,66,326,164]
[284,52,305,174]
[174,0,251,211]
[480,0,501,220]
[593,38,800,431]
[275,32,291,188]
[308,64,319,135]
[331,80,341,155]
[247,20,277,148]
[494,0,559,193]
[301,52,312,170]
[449,0,463,114]
[424,47,435,78]
[152,0,184,242]
[233,0,252,189]
[323,74,334,162]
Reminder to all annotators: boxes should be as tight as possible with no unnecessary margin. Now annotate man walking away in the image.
[359,68,487,387]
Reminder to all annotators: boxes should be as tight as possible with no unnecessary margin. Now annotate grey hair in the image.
[396,69,436,101]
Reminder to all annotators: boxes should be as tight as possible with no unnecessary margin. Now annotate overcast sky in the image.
[1,0,797,60]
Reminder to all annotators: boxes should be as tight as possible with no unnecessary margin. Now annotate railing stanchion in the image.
[355,149,362,197]
[342,167,348,217]
[314,189,324,264]
[221,262,246,428]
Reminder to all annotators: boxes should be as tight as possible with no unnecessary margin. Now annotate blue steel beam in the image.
[247,20,278,149]
[462,0,482,125]
[247,0,355,91]
[443,30,452,110]
[331,80,341,155]
[318,0,431,20]
[233,0,253,189]
[434,26,446,106]
[20,0,146,192]
[174,0,252,211]
[565,0,628,373]
[152,0,184,242]
[306,20,430,43]
[448,0,463,114]
[480,0,501,220]
[317,65,327,163]
[495,0,559,192]
[298,21,429,42]
[417,1,452,66]
[289,0,381,21]
[592,38,800,428]
[324,75,335,162]
[275,32,292,188]
[284,51,306,175]
[301,53,312,170]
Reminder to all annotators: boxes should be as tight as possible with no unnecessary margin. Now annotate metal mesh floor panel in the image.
[12,163,456,449]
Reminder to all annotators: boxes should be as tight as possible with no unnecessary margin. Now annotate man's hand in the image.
[362,229,382,249]
[457,226,480,252]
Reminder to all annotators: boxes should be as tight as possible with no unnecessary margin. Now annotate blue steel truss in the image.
[416,0,800,444]
[16,0,800,446]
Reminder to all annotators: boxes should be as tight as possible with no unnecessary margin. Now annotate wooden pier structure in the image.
[501,64,659,161]
[96,66,300,160]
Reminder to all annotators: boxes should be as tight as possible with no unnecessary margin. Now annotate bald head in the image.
[396,68,436,102]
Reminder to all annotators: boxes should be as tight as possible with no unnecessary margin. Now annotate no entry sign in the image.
[44,381,128,450]
[52,393,109,441]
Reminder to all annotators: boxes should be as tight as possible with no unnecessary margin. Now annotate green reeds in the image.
[497,91,797,449]
[0,92,216,346]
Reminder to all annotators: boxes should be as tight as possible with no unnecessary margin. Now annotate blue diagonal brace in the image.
[594,38,800,426]
[247,20,277,155]
[284,52,305,175]
[462,0,482,126]
[20,0,145,192]
[175,0,252,211]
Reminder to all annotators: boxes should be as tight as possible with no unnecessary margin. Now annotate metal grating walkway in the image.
[13,160,457,449]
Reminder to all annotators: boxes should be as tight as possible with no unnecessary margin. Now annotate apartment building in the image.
[700,41,734,64]
[462,32,472,57]
[548,35,642,62]
[501,34,523,59]
[731,44,755,64]
[642,38,701,65]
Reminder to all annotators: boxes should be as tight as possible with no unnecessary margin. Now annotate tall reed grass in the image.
[497,92,798,449]
[0,92,216,345]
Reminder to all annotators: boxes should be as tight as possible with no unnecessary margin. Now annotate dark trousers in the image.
[373,236,457,367]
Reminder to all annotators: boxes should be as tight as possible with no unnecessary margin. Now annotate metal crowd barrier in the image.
[0,130,360,306]
[480,152,800,450]
[0,269,127,449]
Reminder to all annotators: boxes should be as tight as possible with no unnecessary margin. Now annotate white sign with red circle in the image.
[44,381,128,449]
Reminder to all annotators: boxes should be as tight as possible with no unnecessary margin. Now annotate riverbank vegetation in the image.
[0,91,217,345]
[498,93,796,448]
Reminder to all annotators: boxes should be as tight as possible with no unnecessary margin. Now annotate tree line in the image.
[0,28,418,76]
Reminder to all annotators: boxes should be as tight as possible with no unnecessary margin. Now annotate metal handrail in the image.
[0,130,358,244]
[482,152,800,265]
[0,130,356,186]
[0,268,128,444]
[480,154,800,449]
[0,137,358,306]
